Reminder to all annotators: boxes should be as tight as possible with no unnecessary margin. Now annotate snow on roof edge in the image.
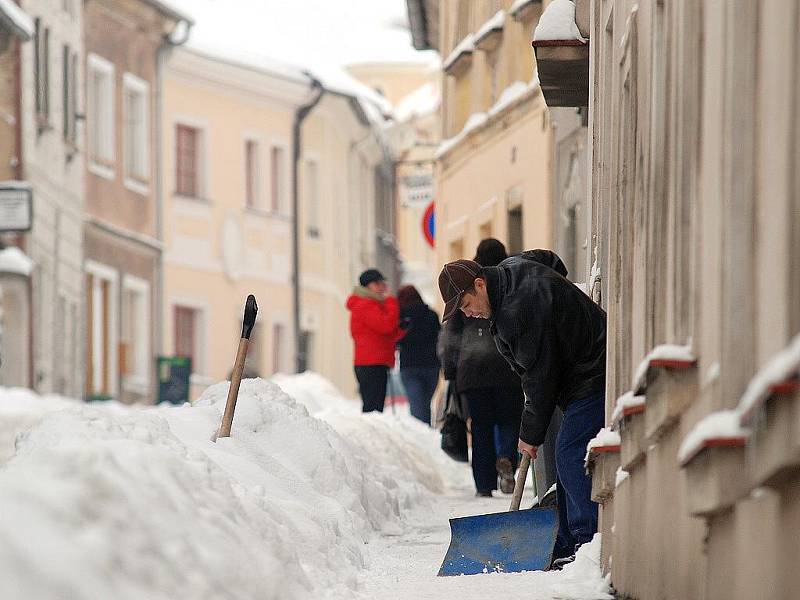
[0,0,34,39]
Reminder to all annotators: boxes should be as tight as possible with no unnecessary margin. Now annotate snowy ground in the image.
[0,374,611,599]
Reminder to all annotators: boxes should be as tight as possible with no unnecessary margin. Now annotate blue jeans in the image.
[401,367,439,425]
[554,390,605,556]
[463,387,524,492]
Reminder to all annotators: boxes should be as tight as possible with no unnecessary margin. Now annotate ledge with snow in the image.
[530,0,590,107]
[585,427,622,503]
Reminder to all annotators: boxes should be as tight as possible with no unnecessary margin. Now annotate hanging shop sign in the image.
[400,172,434,206]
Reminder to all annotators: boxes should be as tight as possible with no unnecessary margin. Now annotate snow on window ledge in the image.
[738,333,800,425]
[584,426,621,467]
[0,246,34,276]
[442,34,475,72]
[632,344,696,395]
[611,391,645,424]
[475,10,506,45]
[678,410,749,466]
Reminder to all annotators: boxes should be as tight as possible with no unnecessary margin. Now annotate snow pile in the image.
[442,34,475,71]
[584,427,621,466]
[632,343,695,393]
[611,391,645,423]
[0,377,450,599]
[0,246,34,276]
[677,409,749,465]
[738,333,800,419]
[435,112,488,159]
[548,534,614,599]
[0,387,77,463]
[533,0,586,42]
[475,10,506,43]
[394,81,440,122]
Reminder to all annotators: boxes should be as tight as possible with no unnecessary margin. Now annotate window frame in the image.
[87,53,116,179]
[244,137,262,210]
[269,142,289,214]
[122,72,150,194]
[174,121,206,200]
[121,274,151,394]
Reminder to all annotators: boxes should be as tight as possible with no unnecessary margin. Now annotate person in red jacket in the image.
[346,269,405,412]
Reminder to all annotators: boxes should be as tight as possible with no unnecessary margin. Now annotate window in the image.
[245,139,260,208]
[270,145,286,213]
[507,206,523,254]
[174,306,198,370]
[449,238,464,261]
[272,323,285,374]
[121,277,150,392]
[123,74,150,185]
[305,159,320,237]
[34,19,50,126]
[175,125,201,197]
[62,45,78,144]
[87,54,115,169]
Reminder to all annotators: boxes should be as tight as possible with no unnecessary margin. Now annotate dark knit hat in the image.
[359,268,385,287]
[438,259,482,321]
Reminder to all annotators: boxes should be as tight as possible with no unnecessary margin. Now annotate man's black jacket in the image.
[483,250,607,446]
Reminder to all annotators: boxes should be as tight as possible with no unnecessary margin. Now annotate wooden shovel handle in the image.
[509,452,531,511]
[217,338,249,439]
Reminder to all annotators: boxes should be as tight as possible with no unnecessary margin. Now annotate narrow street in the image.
[357,486,610,600]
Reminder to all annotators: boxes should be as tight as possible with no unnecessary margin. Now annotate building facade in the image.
[298,89,396,396]
[82,0,188,403]
[161,47,308,400]
[534,0,800,598]
[1,0,85,395]
[412,0,555,279]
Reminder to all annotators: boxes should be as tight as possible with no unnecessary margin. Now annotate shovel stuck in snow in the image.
[215,294,258,441]
[438,453,559,576]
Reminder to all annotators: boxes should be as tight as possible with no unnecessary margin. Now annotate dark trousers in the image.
[554,390,605,556]
[401,367,439,425]
[463,387,524,492]
[354,365,388,412]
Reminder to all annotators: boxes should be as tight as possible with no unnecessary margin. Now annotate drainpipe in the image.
[154,19,192,393]
[292,76,324,373]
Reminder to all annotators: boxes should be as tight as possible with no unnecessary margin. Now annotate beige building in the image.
[297,84,397,396]
[409,0,554,273]
[161,47,310,400]
[349,61,442,304]
[533,0,800,598]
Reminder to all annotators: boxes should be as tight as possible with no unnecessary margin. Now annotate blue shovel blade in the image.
[438,506,559,576]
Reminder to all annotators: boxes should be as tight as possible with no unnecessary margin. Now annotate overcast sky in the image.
[167,0,439,73]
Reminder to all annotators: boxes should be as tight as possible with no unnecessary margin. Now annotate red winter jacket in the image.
[346,289,405,367]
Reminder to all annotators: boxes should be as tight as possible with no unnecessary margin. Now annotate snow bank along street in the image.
[0,374,611,599]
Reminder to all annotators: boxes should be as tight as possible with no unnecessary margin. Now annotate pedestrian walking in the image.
[438,239,524,497]
[395,285,441,425]
[437,249,606,568]
[346,269,405,413]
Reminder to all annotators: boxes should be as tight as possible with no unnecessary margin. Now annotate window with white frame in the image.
[87,54,115,168]
[245,139,261,209]
[123,73,150,185]
[121,276,150,392]
[270,144,286,213]
[86,262,118,398]
[305,158,320,237]
[62,45,78,145]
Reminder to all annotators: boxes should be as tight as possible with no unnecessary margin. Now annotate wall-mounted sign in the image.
[422,201,435,248]
[0,182,32,232]
[400,172,434,206]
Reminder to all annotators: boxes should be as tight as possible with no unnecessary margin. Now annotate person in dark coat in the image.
[437,249,606,567]
[438,239,524,497]
[395,285,440,425]
[346,269,405,413]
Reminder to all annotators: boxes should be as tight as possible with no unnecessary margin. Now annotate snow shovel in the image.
[438,453,559,576]
[215,294,258,440]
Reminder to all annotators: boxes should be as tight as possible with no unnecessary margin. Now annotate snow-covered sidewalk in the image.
[0,375,611,599]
